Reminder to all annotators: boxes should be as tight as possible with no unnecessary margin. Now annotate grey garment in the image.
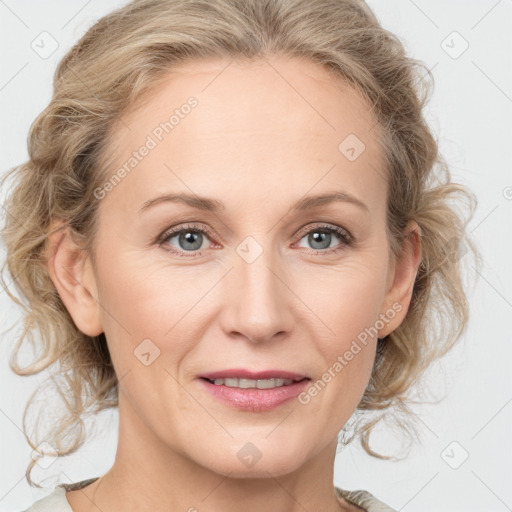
[21,478,99,512]
[336,487,398,511]
[22,478,397,512]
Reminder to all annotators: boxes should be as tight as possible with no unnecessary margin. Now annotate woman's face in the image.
[71,56,418,476]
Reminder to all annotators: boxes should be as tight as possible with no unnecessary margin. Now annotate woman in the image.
[1,0,479,511]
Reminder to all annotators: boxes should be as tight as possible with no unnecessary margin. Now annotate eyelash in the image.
[157,222,354,258]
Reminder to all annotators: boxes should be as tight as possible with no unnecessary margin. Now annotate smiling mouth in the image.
[201,376,309,389]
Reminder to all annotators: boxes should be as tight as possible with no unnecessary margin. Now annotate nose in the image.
[218,245,294,344]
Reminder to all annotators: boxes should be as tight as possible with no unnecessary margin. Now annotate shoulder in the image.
[20,486,70,512]
[336,486,398,512]
[21,478,99,512]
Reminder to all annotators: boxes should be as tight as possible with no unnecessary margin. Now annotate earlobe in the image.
[378,220,422,338]
[46,223,103,337]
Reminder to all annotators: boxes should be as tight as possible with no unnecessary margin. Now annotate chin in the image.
[193,440,309,478]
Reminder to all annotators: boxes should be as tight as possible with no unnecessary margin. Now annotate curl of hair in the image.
[0,0,481,485]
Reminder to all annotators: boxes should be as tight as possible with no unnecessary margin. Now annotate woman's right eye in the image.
[158,224,214,257]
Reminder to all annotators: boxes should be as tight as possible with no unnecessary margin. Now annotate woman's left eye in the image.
[158,223,353,257]
[294,224,353,254]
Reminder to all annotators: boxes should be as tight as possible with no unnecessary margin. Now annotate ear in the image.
[45,222,103,337]
[378,220,422,338]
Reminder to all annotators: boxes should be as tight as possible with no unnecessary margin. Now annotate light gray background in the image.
[0,1,511,511]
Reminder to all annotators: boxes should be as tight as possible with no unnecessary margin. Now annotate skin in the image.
[47,55,421,512]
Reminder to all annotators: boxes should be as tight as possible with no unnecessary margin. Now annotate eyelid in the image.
[157,222,217,246]
[294,222,353,243]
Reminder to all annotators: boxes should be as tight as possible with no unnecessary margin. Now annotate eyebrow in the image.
[138,191,369,215]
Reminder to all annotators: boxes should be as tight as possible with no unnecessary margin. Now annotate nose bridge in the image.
[220,237,293,343]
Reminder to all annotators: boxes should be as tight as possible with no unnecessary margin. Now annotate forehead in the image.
[112,55,381,145]
[99,55,386,214]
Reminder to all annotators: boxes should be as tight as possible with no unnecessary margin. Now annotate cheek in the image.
[295,256,389,342]
[94,251,213,368]
[291,255,388,404]
[296,264,384,426]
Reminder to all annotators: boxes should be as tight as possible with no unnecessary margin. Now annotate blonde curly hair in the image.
[1,0,481,486]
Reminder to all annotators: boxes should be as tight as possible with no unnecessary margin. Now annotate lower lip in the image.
[198,378,310,411]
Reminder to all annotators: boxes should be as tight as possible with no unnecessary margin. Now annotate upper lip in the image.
[199,369,310,381]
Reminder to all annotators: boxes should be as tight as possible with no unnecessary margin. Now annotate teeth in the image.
[211,377,294,389]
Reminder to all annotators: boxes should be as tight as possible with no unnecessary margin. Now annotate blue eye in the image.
[158,222,353,257]
[159,223,212,257]
[295,224,352,254]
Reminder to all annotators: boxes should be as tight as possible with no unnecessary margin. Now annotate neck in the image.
[70,390,348,512]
